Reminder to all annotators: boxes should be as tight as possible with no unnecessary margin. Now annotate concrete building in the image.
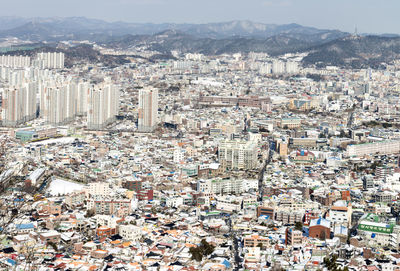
[76,82,90,116]
[0,55,30,68]
[35,52,65,69]
[285,228,303,246]
[328,204,352,227]
[197,178,258,195]
[138,88,158,132]
[2,84,36,127]
[87,182,112,197]
[243,234,270,248]
[118,225,141,241]
[41,85,76,125]
[87,84,119,130]
[218,140,258,170]
[346,140,400,157]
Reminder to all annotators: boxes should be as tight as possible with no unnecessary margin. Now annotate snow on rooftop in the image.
[28,137,76,146]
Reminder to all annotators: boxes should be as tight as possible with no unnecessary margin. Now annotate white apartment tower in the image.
[87,84,119,130]
[138,88,158,132]
[76,82,90,116]
[35,52,65,69]
[41,84,76,125]
[2,84,36,126]
[0,55,31,68]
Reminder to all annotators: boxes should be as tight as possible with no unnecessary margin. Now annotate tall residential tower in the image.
[138,88,158,132]
[87,84,119,130]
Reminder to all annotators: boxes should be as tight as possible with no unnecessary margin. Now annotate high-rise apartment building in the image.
[35,52,65,69]
[1,84,36,126]
[40,84,76,125]
[76,82,90,116]
[0,55,31,68]
[87,84,119,130]
[138,88,158,132]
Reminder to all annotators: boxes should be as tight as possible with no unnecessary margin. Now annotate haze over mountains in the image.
[1,16,400,68]
[0,16,349,41]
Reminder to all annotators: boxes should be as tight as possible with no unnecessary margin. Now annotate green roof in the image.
[358,223,393,234]
[206,211,221,215]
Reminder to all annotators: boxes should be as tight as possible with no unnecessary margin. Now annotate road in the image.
[227,215,242,270]
[258,148,273,202]
[228,145,273,269]
[347,111,354,128]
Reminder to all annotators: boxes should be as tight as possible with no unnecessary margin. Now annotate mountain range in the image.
[0,17,348,42]
[1,16,400,68]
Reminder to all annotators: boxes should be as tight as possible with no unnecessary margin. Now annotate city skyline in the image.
[0,0,399,34]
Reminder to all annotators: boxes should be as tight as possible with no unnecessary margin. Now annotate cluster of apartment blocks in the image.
[0,54,119,128]
[2,80,119,128]
[259,60,300,75]
[0,52,64,69]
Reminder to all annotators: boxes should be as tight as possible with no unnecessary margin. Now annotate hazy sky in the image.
[2,0,400,34]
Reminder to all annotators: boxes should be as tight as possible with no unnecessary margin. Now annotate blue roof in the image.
[16,223,34,230]
[7,259,16,266]
[221,259,231,268]
[16,130,36,135]
[310,217,331,228]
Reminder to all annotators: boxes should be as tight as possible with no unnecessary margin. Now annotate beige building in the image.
[218,140,258,170]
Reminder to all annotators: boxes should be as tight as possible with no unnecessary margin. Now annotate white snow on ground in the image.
[47,178,84,196]
[28,137,76,146]
[192,79,224,87]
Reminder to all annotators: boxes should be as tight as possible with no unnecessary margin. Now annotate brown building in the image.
[39,231,61,244]
[309,218,331,240]
[257,206,274,218]
[96,226,116,238]
[243,234,270,248]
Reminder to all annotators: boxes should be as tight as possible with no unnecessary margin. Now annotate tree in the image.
[189,246,203,261]
[323,254,348,271]
[189,239,216,262]
[294,222,303,231]
[47,241,58,251]
[200,239,215,256]
[85,209,95,218]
